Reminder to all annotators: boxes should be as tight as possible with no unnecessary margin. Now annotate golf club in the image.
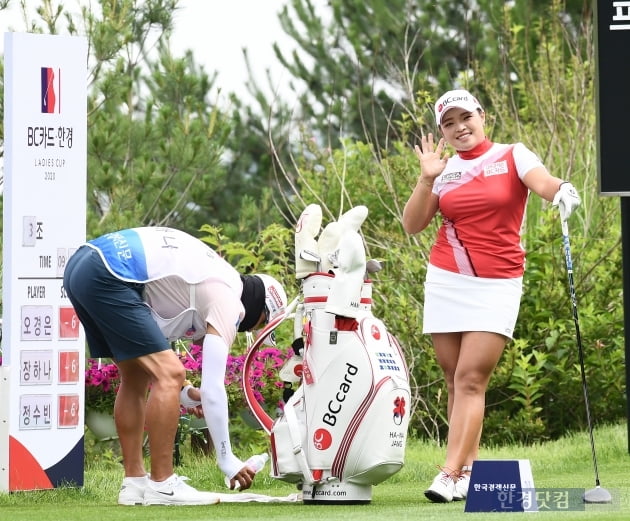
[560,218,612,504]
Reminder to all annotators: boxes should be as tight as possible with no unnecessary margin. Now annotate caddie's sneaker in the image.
[424,469,455,503]
[143,474,219,506]
[452,473,470,501]
[118,475,149,505]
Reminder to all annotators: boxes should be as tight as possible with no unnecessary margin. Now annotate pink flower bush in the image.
[85,358,120,413]
[178,343,203,379]
[85,344,292,414]
[180,343,291,411]
[224,346,289,409]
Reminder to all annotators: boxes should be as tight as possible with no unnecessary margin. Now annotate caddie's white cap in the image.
[254,273,287,323]
[434,89,483,126]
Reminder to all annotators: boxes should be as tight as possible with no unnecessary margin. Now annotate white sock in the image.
[124,475,148,485]
[149,474,175,488]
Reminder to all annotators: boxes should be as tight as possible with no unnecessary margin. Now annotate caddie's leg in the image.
[114,360,150,478]
[117,350,186,482]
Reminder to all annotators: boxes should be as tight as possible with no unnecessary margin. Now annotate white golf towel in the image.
[210,491,302,503]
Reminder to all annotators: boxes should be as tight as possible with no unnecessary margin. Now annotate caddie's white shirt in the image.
[86,227,243,344]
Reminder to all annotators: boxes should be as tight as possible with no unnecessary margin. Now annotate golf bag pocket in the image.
[333,374,410,484]
[269,386,309,483]
[302,317,410,483]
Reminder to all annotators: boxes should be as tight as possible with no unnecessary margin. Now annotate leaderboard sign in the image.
[1,33,87,491]
[595,2,630,195]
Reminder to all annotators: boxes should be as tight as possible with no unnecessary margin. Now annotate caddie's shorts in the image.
[63,245,171,361]
[422,264,523,339]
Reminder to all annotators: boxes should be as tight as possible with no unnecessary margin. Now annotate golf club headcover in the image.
[338,205,368,233]
[317,220,343,273]
[552,182,580,221]
[325,230,367,318]
[317,206,369,273]
[295,204,323,278]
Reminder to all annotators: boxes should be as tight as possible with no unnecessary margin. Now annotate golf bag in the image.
[243,205,411,503]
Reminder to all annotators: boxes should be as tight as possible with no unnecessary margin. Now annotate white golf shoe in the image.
[452,473,470,501]
[143,474,220,506]
[118,475,149,505]
[424,469,456,503]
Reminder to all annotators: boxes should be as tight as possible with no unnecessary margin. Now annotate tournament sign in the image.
[1,32,87,491]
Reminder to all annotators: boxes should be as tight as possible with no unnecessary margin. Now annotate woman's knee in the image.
[454,371,490,395]
[443,371,456,394]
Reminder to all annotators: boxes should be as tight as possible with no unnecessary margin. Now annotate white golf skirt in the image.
[422,264,523,339]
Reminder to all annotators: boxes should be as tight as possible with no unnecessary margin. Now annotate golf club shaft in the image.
[561,218,601,487]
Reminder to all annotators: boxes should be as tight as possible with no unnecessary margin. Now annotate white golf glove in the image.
[180,384,202,409]
[552,182,580,221]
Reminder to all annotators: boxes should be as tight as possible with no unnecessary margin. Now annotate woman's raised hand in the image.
[414,134,449,181]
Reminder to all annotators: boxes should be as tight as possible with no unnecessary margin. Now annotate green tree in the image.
[223,0,594,239]
[85,0,235,236]
[1,0,240,238]
[2,0,624,446]
[272,1,624,443]
[263,0,591,148]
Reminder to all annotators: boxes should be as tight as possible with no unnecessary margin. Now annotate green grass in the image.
[1,423,629,520]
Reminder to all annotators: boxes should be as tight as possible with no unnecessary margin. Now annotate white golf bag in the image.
[243,205,410,504]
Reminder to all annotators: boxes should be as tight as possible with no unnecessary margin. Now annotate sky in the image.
[0,0,329,186]
[0,0,318,102]
[169,0,300,101]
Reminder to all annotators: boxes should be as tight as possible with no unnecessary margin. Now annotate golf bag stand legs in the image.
[301,480,372,505]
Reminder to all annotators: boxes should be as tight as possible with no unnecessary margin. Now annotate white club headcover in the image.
[324,230,367,318]
[338,205,368,233]
[316,221,342,273]
[317,206,369,273]
[295,204,322,279]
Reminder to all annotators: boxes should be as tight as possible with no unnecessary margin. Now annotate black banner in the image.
[595,1,630,194]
